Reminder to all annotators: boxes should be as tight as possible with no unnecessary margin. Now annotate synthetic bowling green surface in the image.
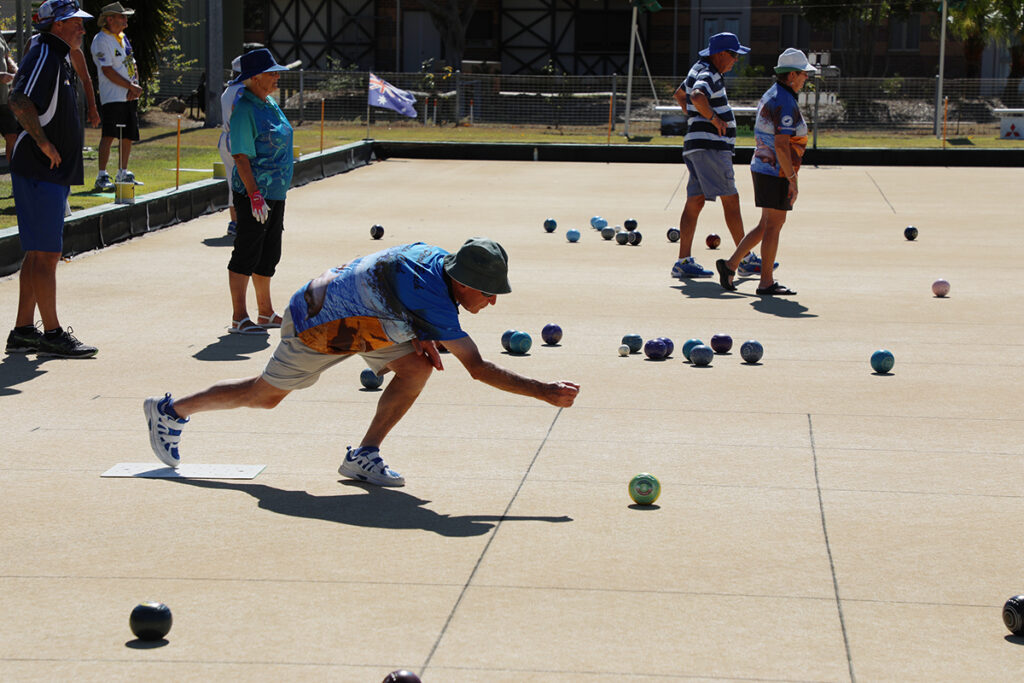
[1,159,1022,681]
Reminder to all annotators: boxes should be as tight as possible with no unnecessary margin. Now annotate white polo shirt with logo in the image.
[90,29,138,104]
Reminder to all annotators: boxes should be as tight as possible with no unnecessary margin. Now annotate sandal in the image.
[229,317,267,335]
[715,259,736,291]
[756,282,797,296]
[257,312,283,329]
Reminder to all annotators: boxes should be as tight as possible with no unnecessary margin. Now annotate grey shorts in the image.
[684,149,738,201]
[261,310,418,391]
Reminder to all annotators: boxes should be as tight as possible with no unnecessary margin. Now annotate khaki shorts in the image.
[261,310,417,391]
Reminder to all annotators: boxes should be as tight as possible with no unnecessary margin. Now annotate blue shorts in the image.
[684,149,738,201]
[12,173,70,252]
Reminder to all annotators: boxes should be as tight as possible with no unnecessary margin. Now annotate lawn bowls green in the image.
[618,333,643,356]
[629,473,661,505]
[871,349,894,374]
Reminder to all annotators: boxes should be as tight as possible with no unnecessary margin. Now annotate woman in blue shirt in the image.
[716,48,817,296]
[226,49,294,334]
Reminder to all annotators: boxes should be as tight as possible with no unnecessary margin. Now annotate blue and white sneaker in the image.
[227,221,237,236]
[144,393,188,467]
[339,446,405,487]
[737,252,780,277]
[671,257,713,278]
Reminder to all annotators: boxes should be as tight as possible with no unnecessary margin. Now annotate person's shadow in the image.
[161,478,572,537]
[0,354,48,396]
[750,296,816,318]
[192,333,271,361]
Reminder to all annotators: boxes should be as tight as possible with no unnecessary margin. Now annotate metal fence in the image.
[155,69,1020,139]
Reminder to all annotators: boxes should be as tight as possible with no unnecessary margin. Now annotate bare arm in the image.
[100,65,142,100]
[689,90,727,136]
[8,92,60,168]
[774,133,797,203]
[0,54,15,84]
[70,48,100,126]
[442,336,580,407]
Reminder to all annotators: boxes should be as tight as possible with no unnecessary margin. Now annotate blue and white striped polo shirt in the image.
[9,32,84,186]
[681,58,736,156]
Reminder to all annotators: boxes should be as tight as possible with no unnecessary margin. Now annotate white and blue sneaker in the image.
[144,393,188,467]
[671,257,713,278]
[227,221,237,236]
[339,446,405,487]
[737,252,780,277]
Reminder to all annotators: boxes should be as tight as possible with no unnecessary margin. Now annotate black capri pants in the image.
[228,191,285,277]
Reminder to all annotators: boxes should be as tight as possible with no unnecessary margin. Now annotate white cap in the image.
[775,48,817,74]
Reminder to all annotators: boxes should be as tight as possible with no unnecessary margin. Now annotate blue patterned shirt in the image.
[750,82,809,177]
[229,89,294,200]
[287,244,468,355]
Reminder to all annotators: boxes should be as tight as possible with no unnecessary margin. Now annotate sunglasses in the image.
[479,289,496,298]
[726,50,739,58]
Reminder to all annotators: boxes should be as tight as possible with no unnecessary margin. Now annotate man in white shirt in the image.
[90,2,143,191]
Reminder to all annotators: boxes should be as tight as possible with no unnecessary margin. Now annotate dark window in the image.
[576,11,632,53]
[889,15,920,51]
[466,10,493,44]
[781,14,810,51]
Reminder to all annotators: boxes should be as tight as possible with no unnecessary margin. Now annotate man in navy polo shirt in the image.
[5,0,97,358]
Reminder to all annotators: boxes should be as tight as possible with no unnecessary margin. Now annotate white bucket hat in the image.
[775,48,818,74]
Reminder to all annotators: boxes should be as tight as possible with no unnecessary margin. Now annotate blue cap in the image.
[33,0,92,30]
[699,32,750,58]
[229,49,292,85]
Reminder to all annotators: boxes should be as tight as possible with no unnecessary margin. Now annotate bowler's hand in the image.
[543,381,580,407]
[127,83,143,101]
[39,140,61,169]
[412,338,444,371]
[249,191,269,223]
[87,105,100,127]
[0,73,13,85]
[787,176,799,204]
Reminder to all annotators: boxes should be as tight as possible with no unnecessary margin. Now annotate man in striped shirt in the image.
[671,32,768,280]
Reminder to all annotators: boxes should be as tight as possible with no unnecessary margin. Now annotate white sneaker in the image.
[144,393,188,467]
[94,172,114,192]
[116,169,144,186]
[339,446,405,487]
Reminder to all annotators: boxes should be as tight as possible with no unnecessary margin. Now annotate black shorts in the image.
[100,101,140,141]
[228,191,285,278]
[0,103,18,136]
[751,171,792,211]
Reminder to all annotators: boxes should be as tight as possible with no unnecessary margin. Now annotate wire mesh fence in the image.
[154,68,1022,140]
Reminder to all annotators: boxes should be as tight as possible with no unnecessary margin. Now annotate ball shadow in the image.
[628,504,661,510]
[125,638,169,649]
[1005,635,1024,646]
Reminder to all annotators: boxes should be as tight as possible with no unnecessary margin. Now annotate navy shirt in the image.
[681,58,736,155]
[10,32,84,186]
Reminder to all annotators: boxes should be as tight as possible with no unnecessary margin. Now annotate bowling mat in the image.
[101,463,266,479]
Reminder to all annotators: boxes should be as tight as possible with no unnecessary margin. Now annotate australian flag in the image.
[368,73,417,117]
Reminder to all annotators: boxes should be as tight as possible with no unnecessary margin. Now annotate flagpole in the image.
[366,97,371,140]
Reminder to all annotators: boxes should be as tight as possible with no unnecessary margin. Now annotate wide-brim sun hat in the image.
[33,0,92,30]
[97,2,134,29]
[443,238,512,295]
[699,32,750,58]
[229,48,292,85]
[775,47,818,74]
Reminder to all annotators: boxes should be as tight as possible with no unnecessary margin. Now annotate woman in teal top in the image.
[225,49,294,335]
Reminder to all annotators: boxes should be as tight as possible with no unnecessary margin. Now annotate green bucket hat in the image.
[443,238,511,295]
